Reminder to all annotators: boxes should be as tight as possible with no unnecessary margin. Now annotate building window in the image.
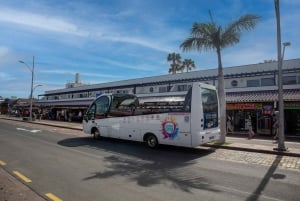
[149,87,154,93]
[159,87,167,93]
[261,77,275,86]
[247,79,260,87]
[283,76,297,85]
[177,85,189,91]
[231,80,238,87]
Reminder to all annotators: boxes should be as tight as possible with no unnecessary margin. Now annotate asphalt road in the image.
[0,120,299,201]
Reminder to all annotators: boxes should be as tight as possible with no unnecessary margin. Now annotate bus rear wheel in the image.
[145,134,158,148]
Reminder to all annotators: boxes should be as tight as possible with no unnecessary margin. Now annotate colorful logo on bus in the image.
[161,117,179,139]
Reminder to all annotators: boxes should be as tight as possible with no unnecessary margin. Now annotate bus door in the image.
[83,95,111,135]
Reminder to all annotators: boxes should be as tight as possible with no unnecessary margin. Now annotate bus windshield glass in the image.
[201,88,218,129]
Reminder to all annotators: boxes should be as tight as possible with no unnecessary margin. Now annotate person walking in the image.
[227,115,233,133]
[247,115,255,139]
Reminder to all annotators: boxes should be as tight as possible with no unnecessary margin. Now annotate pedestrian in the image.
[247,115,255,139]
[227,115,233,133]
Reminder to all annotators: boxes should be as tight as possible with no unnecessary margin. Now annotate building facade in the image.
[36,59,300,136]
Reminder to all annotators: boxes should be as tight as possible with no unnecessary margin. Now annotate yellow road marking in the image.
[45,193,63,201]
[13,171,32,183]
[0,160,6,166]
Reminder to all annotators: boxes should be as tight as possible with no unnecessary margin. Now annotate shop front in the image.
[226,102,276,136]
[285,102,300,136]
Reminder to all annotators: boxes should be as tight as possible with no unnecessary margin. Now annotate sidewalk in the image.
[204,136,300,157]
[1,115,300,157]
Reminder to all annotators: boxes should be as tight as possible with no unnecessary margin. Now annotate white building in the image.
[37,58,300,136]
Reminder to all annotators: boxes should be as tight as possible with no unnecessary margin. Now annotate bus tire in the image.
[145,134,158,148]
[92,128,100,140]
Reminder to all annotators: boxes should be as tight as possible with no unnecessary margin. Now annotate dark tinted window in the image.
[283,76,297,85]
[201,88,218,129]
[247,79,260,87]
[261,78,275,86]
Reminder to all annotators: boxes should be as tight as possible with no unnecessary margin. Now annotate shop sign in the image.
[227,103,262,110]
[285,102,300,109]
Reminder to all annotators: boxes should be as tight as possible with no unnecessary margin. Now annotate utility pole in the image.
[274,0,289,151]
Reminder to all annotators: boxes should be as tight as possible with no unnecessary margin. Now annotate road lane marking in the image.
[45,193,63,201]
[0,160,6,166]
[13,171,32,183]
[16,127,41,133]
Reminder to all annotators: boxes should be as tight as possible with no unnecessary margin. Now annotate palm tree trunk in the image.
[216,48,226,143]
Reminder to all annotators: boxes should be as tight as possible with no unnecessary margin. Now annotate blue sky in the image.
[0,0,299,98]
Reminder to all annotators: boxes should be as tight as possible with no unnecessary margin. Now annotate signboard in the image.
[285,102,300,109]
[226,103,262,110]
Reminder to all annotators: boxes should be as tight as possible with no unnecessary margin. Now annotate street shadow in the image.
[58,136,219,193]
[246,155,285,201]
[58,136,216,160]
[82,154,219,193]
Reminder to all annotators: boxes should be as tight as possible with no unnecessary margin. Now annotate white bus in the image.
[83,82,220,148]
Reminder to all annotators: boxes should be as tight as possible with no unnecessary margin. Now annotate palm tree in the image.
[167,52,182,74]
[180,14,260,143]
[181,59,196,72]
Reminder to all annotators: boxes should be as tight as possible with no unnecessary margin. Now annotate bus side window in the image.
[183,88,192,112]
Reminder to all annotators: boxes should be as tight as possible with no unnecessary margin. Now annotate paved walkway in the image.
[1,115,300,157]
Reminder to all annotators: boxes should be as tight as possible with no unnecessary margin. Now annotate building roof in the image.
[43,58,300,95]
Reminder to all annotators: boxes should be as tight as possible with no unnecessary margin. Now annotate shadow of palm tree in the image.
[58,136,219,192]
[83,155,220,193]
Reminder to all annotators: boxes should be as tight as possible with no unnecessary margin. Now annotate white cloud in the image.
[96,34,173,53]
[40,69,122,79]
[0,46,19,67]
[0,8,89,37]
[0,72,15,81]
[0,46,9,57]
[0,7,176,53]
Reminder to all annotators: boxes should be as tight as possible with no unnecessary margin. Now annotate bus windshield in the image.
[201,88,218,129]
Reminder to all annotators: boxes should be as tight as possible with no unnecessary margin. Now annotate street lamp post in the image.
[19,56,35,121]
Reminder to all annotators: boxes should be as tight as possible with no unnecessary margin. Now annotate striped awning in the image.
[226,89,300,103]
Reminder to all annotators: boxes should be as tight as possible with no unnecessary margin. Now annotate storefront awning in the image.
[226,89,300,103]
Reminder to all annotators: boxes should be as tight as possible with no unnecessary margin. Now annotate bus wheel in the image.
[92,128,100,140]
[145,134,158,148]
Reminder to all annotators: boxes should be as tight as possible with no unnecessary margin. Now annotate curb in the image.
[0,117,82,131]
[202,144,300,158]
[30,121,83,131]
